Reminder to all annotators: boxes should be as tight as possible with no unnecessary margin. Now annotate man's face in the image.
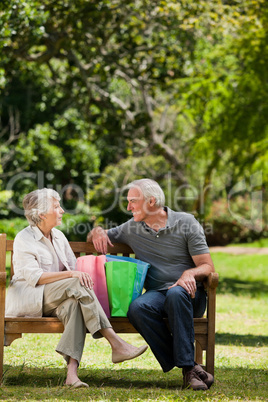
[127,187,150,222]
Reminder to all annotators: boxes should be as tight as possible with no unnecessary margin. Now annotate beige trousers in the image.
[43,277,111,364]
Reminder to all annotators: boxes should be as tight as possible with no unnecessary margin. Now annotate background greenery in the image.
[1,251,268,401]
[1,0,268,244]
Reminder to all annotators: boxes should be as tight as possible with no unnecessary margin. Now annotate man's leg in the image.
[127,290,175,372]
[164,286,195,367]
[164,286,213,390]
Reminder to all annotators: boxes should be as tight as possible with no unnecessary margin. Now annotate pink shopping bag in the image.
[76,255,110,318]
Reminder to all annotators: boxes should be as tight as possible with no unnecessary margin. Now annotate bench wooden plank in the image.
[0,233,218,383]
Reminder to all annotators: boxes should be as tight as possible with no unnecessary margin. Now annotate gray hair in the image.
[23,188,61,226]
[127,179,165,207]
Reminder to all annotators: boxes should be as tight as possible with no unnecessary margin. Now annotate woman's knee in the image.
[56,297,79,325]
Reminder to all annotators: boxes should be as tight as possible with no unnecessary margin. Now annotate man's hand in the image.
[168,270,197,298]
[87,226,113,254]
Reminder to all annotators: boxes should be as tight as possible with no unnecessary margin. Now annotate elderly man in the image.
[87,178,215,390]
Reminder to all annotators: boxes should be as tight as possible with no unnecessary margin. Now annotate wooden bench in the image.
[0,233,219,383]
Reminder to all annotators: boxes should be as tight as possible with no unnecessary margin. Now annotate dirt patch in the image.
[210,246,268,255]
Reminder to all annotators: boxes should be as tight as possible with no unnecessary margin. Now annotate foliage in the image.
[0,214,91,241]
[0,0,267,244]
[0,218,28,240]
[205,195,268,245]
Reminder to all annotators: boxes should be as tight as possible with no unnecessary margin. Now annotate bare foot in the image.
[65,373,80,386]
[112,344,148,364]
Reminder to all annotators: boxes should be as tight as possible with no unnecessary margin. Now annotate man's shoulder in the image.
[167,208,196,224]
[108,218,135,231]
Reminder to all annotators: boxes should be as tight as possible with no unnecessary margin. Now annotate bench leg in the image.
[205,346,215,376]
[195,340,203,365]
[0,333,3,385]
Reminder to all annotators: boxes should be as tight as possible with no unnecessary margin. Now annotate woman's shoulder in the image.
[13,226,36,251]
[51,228,68,242]
[14,226,32,241]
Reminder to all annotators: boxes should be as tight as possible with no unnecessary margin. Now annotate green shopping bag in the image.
[105,261,137,317]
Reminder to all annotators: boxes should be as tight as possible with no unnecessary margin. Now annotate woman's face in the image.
[44,198,64,228]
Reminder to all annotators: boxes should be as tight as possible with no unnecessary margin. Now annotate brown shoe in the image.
[192,364,214,388]
[182,368,208,391]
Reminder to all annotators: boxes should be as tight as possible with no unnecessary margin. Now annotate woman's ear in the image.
[39,213,47,221]
[149,197,156,206]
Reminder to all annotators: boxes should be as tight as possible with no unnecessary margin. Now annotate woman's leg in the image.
[43,278,147,371]
[43,283,88,386]
[99,327,148,364]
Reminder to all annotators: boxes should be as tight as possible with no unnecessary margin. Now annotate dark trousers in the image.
[127,286,206,372]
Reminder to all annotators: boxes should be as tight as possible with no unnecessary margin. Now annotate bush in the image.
[0,218,28,240]
[205,196,268,245]
[0,214,92,241]
[61,213,92,241]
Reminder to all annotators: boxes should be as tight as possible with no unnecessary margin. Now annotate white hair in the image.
[127,179,165,207]
[23,188,61,226]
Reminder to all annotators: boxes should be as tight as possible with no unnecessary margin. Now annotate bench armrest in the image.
[205,272,219,289]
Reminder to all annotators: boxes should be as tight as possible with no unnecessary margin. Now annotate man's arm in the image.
[168,253,215,298]
[87,226,113,254]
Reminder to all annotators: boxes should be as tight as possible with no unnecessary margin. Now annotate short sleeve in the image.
[107,221,130,243]
[186,215,210,256]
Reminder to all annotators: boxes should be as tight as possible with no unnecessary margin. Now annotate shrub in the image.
[205,195,268,245]
[0,214,92,241]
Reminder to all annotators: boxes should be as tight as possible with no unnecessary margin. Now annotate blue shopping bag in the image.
[106,255,150,301]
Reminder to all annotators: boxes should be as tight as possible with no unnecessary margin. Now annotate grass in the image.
[229,238,268,248]
[1,252,268,401]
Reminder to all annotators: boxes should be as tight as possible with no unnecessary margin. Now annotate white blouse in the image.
[5,225,77,318]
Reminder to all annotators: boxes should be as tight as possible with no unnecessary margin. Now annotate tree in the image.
[0,0,267,237]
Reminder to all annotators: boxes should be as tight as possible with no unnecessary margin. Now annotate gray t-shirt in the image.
[107,207,210,291]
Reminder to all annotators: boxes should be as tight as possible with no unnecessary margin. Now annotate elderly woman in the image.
[6,188,147,388]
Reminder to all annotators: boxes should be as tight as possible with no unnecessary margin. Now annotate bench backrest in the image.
[2,236,134,279]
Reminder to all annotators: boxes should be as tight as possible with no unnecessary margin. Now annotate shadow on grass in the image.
[1,366,267,401]
[217,277,268,297]
[216,332,268,346]
[3,366,179,389]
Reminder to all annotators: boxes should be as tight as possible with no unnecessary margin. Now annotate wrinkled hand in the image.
[72,271,94,289]
[168,270,196,298]
[87,227,113,254]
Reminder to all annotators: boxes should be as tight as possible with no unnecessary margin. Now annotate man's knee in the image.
[165,286,190,308]
[127,297,142,320]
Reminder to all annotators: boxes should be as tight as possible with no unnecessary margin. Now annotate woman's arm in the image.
[37,270,94,288]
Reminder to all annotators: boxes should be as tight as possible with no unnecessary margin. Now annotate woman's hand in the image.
[71,271,94,289]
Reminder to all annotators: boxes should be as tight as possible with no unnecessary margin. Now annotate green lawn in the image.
[229,238,268,248]
[1,252,268,401]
